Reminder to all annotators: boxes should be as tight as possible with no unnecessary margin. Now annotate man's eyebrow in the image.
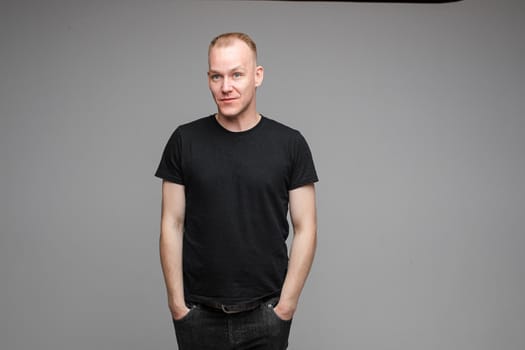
[230,66,245,71]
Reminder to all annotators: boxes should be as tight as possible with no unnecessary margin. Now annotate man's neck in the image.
[215,112,261,132]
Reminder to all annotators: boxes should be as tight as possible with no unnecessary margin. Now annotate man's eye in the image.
[233,72,242,78]
[211,75,221,81]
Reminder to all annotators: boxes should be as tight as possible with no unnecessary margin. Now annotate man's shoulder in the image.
[261,115,303,139]
[168,115,216,141]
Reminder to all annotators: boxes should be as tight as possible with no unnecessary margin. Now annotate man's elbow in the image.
[294,221,317,240]
[160,216,184,237]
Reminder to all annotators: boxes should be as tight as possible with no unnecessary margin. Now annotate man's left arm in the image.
[274,183,317,320]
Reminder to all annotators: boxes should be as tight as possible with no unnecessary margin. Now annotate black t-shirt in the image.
[155,115,318,305]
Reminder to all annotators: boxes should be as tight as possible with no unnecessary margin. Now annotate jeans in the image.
[172,298,292,350]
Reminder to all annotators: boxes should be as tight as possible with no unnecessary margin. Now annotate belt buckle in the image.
[221,304,241,314]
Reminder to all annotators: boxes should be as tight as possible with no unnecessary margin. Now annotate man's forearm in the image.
[159,221,186,314]
[276,225,317,318]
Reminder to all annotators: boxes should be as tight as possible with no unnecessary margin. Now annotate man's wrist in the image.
[168,298,190,320]
[168,295,187,310]
[274,294,298,319]
[273,302,296,321]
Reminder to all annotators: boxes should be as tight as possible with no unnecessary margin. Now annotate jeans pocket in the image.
[173,304,198,323]
[266,302,292,323]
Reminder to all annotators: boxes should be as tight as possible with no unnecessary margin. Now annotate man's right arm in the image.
[159,180,189,320]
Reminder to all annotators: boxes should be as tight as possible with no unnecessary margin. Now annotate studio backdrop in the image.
[1,0,524,349]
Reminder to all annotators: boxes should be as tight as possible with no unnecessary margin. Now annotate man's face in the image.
[208,39,263,120]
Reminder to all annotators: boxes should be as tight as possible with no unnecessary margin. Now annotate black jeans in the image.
[172,298,292,350]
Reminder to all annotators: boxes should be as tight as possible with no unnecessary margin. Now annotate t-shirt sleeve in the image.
[154,127,184,184]
[289,131,319,190]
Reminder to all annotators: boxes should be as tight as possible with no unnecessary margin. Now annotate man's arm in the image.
[274,183,317,320]
[159,180,189,320]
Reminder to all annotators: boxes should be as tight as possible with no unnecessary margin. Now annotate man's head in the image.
[208,32,264,121]
[208,32,258,64]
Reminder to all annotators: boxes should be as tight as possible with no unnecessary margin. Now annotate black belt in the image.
[197,295,279,314]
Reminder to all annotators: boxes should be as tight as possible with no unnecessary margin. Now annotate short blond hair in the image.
[209,32,258,61]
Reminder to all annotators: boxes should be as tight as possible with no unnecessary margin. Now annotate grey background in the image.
[1,0,524,349]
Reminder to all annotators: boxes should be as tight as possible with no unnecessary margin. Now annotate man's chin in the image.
[217,109,240,119]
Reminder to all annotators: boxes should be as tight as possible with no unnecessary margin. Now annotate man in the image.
[155,32,318,350]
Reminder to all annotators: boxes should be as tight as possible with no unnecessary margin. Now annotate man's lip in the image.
[220,97,238,102]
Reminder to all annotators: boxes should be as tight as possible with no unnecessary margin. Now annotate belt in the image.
[198,295,279,314]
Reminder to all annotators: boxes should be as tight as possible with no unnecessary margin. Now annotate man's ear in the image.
[255,65,264,87]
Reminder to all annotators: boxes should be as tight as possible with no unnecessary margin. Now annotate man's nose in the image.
[221,78,233,93]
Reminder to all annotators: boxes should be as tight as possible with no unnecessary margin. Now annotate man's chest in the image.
[183,137,291,194]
